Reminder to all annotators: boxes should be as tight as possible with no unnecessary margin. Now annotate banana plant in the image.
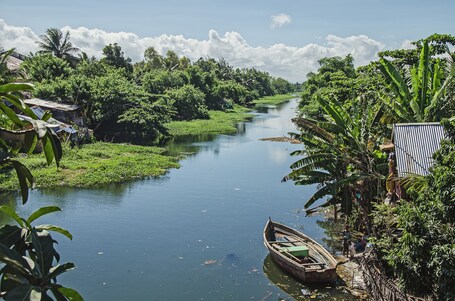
[379,41,454,122]
[284,95,386,216]
[0,205,82,301]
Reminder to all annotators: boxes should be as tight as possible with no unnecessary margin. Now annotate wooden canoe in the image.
[263,218,338,284]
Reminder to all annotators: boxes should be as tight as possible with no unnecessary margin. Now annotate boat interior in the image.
[269,227,329,269]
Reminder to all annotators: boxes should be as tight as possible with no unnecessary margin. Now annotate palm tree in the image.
[37,28,79,64]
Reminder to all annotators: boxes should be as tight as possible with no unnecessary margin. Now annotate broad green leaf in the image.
[379,58,412,102]
[11,160,34,204]
[31,230,55,276]
[0,92,37,119]
[50,285,68,301]
[42,135,54,165]
[0,243,31,276]
[0,102,23,126]
[418,42,429,111]
[27,206,62,224]
[36,225,72,240]
[46,129,63,165]
[4,284,41,301]
[42,111,52,122]
[46,263,76,282]
[0,206,25,227]
[0,83,34,94]
[0,225,22,248]
[23,131,38,154]
[57,286,84,301]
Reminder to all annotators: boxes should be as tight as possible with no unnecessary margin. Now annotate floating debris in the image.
[259,137,301,144]
[203,259,217,265]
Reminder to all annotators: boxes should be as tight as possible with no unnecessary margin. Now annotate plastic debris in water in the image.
[203,259,217,265]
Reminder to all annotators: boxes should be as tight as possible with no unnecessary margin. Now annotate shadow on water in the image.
[263,255,356,300]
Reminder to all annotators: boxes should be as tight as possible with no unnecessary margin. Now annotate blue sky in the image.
[1,0,454,81]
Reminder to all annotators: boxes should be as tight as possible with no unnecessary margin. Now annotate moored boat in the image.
[263,218,338,284]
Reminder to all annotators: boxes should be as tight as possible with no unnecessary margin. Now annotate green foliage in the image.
[0,82,62,204]
[118,102,172,144]
[299,55,358,119]
[0,206,82,300]
[163,85,209,121]
[373,119,455,300]
[253,93,298,106]
[37,28,80,65]
[379,40,454,122]
[142,69,189,95]
[211,80,255,106]
[285,96,386,218]
[0,81,81,299]
[86,70,148,127]
[0,142,179,190]
[166,105,251,136]
[101,43,133,74]
[272,77,295,95]
[0,49,22,85]
[21,54,72,82]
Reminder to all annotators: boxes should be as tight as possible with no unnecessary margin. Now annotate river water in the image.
[4,99,354,300]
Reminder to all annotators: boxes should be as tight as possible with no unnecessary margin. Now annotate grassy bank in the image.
[1,94,298,192]
[253,93,300,106]
[166,105,252,136]
[0,142,179,191]
[166,94,299,137]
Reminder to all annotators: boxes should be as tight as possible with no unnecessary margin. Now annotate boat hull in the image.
[263,219,338,284]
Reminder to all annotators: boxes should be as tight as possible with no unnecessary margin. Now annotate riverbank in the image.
[166,93,299,136]
[1,94,298,191]
[0,142,180,190]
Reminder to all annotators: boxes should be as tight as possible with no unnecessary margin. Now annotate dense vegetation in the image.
[286,33,455,299]
[4,28,295,145]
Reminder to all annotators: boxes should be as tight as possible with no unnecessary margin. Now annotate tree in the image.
[163,85,208,121]
[142,69,188,95]
[101,43,133,74]
[21,54,72,82]
[299,55,358,119]
[144,46,164,70]
[284,96,386,225]
[37,28,79,64]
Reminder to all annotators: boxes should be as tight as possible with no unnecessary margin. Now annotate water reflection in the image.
[263,255,355,300]
[0,192,19,224]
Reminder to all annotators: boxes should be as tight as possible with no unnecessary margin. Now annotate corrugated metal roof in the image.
[393,123,446,177]
[24,98,79,111]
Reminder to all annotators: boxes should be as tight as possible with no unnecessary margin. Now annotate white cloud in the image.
[270,14,292,29]
[0,19,40,54]
[0,19,386,82]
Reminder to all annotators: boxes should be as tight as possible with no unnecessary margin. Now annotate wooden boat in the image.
[263,218,338,284]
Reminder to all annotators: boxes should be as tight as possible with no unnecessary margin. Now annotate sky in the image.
[1,0,454,82]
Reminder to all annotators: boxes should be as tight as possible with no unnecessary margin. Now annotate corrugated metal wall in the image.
[393,123,446,177]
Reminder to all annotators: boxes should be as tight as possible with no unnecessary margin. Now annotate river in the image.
[4,99,354,300]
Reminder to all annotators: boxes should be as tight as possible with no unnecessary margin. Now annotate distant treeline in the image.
[1,30,298,144]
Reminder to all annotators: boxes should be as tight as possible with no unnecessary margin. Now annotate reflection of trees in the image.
[263,255,356,300]
[316,218,345,254]
[0,192,18,224]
